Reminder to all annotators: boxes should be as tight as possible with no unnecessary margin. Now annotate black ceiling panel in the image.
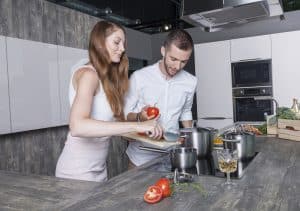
[48,0,193,34]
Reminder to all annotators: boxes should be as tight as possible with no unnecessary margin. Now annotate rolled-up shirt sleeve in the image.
[179,78,197,121]
[124,73,140,118]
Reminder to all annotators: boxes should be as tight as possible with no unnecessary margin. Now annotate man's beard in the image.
[163,57,174,78]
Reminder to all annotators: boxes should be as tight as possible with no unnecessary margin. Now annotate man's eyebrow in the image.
[170,56,188,62]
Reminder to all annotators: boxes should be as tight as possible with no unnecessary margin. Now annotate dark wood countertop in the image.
[0,136,299,211]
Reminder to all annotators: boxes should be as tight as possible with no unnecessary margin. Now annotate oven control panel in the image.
[233,87,272,97]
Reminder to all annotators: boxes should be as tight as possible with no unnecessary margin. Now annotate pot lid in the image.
[225,131,253,136]
[180,127,211,133]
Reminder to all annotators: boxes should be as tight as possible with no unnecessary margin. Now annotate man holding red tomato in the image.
[125,29,197,168]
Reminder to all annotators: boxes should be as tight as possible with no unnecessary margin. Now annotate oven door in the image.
[234,97,273,122]
[232,59,272,87]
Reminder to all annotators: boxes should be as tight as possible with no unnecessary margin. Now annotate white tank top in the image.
[56,59,114,182]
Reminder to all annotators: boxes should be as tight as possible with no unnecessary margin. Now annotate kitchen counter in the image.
[0,136,299,211]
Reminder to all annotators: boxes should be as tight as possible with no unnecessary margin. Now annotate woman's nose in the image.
[119,43,125,52]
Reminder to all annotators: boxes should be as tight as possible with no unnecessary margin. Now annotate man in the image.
[125,29,197,168]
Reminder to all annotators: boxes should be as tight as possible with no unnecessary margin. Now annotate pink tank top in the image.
[56,59,114,182]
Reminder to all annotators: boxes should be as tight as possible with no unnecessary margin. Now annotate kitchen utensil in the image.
[222,131,256,160]
[180,126,212,158]
[138,146,197,170]
[173,168,194,183]
[163,132,180,142]
[164,170,194,183]
[121,133,179,148]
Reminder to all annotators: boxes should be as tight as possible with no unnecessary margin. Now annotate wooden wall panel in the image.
[0,127,128,179]
[0,0,133,179]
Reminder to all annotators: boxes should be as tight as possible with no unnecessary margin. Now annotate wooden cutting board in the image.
[121,132,180,148]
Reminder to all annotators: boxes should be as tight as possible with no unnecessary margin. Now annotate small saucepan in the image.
[139,146,197,170]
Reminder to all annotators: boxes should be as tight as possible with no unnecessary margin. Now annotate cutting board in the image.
[121,132,180,148]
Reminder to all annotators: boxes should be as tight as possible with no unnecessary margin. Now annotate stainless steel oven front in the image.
[233,86,274,122]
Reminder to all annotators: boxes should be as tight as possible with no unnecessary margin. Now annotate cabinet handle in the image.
[200,117,227,120]
[237,58,262,62]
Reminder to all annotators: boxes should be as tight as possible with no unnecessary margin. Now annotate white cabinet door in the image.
[7,37,60,132]
[231,35,271,62]
[58,46,88,124]
[0,36,11,134]
[271,31,300,107]
[194,41,233,128]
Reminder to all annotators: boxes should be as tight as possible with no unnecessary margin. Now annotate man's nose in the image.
[175,61,181,70]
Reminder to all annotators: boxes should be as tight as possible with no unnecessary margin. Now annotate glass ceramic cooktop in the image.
[145,151,259,179]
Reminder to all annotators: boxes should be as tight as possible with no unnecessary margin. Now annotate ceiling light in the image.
[135,19,141,25]
[163,24,172,31]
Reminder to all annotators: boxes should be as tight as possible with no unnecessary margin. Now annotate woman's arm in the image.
[69,68,162,138]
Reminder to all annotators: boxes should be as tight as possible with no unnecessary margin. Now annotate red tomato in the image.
[155,178,172,198]
[147,106,160,118]
[143,186,163,204]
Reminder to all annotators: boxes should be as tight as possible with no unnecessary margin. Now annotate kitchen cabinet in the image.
[231,35,271,62]
[58,46,88,124]
[271,30,300,107]
[7,37,60,132]
[0,36,11,134]
[194,41,233,129]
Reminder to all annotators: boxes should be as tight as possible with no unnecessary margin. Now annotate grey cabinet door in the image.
[195,41,233,116]
[7,37,60,132]
[271,31,300,107]
[0,36,11,134]
[58,46,88,124]
[231,35,271,62]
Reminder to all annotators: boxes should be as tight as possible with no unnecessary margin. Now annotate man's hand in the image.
[139,105,157,121]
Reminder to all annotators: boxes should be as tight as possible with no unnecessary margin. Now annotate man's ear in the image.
[161,46,165,57]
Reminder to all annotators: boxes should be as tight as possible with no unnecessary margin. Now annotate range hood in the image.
[181,0,284,32]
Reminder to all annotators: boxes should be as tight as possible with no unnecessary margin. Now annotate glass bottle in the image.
[291,98,299,113]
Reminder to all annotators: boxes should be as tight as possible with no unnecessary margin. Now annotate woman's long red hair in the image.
[89,21,129,120]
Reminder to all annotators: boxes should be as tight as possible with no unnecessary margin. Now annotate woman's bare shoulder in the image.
[73,67,99,91]
[76,66,98,79]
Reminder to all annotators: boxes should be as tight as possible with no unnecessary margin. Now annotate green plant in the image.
[277,107,299,120]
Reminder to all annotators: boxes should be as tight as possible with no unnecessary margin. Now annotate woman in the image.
[55,21,163,182]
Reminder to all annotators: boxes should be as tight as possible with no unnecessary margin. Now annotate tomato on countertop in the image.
[143,186,163,204]
[155,178,172,198]
[146,106,160,118]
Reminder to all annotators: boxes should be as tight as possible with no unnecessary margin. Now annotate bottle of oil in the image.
[291,98,300,119]
[291,98,299,113]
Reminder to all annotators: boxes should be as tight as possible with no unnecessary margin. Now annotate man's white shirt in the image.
[125,62,197,166]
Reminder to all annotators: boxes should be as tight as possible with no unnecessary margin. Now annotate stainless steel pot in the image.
[223,131,256,160]
[180,127,213,158]
[138,146,197,170]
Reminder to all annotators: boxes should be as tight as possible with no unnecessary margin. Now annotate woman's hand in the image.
[136,116,163,140]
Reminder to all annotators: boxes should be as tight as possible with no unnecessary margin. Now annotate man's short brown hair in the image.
[163,29,193,50]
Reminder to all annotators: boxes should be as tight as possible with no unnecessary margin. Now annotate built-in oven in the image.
[231,59,273,122]
[233,87,274,122]
[232,59,272,88]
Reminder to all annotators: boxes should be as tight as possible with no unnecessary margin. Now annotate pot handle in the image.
[138,146,169,153]
[222,138,240,143]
